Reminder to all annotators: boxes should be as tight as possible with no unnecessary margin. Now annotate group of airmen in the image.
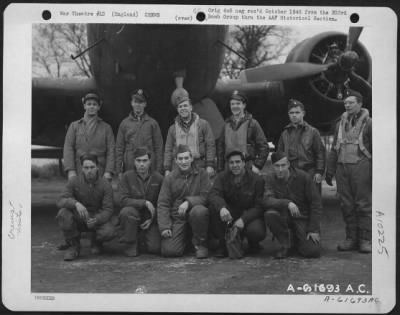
[55,86,372,261]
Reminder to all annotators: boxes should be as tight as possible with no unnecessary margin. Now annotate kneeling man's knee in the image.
[119,206,140,220]
[189,205,209,219]
[56,208,74,230]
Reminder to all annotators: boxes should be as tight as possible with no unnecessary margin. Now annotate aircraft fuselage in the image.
[87,24,228,134]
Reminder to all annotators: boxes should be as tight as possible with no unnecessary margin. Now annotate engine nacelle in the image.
[283,31,371,132]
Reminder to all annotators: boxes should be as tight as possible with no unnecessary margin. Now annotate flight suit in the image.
[116,113,164,174]
[208,168,266,251]
[326,108,372,244]
[277,121,325,182]
[56,175,116,245]
[118,169,164,255]
[263,167,322,258]
[217,112,269,172]
[157,165,211,257]
[164,113,216,172]
[63,117,115,176]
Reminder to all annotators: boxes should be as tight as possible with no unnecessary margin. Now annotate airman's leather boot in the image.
[64,237,80,261]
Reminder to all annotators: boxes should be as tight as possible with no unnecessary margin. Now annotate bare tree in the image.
[32,24,92,78]
[52,24,93,78]
[220,25,294,80]
[33,25,65,77]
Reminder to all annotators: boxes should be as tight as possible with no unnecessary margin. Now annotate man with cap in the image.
[56,154,116,261]
[63,92,115,181]
[277,99,326,190]
[326,89,372,253]
[116,89,164,176]
[164,88,216,177]
[208,149,266,257]
[217,90,269,174]
[263,152,322,259]
[118,146,163,257]
[157,144,211,258]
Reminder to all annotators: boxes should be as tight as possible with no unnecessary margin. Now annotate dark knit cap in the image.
[133,146,151,159]
[175,144,192,157]
[271,152,287,164]
[171,88,190,107]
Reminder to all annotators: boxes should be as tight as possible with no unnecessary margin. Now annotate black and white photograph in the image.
[2,3,396,313]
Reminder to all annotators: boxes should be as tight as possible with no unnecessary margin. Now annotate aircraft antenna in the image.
[71,38,105,60]
[216,40,248,62]
[71,25,125,60]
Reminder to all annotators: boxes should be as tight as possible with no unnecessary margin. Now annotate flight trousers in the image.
[210,206,266,247]
[265,209,320,258]
[56,208,116,242]
[119,206,161,255]
[335,159,372,241]
[161,205,209,257]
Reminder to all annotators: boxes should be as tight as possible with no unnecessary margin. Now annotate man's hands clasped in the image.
[76,202,98,229]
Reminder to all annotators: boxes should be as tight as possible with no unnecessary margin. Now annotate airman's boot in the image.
[195,245,209,259]
[64,237,80,261]
[57,239,71,251]
[123,243,138,257]
[120,215,139,257]
[337,228,358,251]
[194,238,209,259]
[359,230,372,253]
[274,246,288,259]
[337,238,358,251]
[359,240,372,253]
[214,240,227,258]
[90,236,103,255]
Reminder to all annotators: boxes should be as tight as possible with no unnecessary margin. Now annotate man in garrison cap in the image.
[63,92,115,181]
[56,154,116,261]
[217,90,269,174]
[118,146,164,257]
[116,89,164,177]
[326,89,372,253]
[263,152,322,259]
[208,149,266,258]
[157,144,212,258]
[277,98,326,191]
[164,88,216,178]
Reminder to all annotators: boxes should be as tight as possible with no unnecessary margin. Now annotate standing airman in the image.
[164,88,216,177]
[116,89,164,176]
[277,99,326,190]
[63,92,115,181]
[217,90,269,174]
[326,90,372,253]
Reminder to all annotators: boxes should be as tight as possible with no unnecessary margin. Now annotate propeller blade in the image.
[239,62,333,83]
[346,27,363,51]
